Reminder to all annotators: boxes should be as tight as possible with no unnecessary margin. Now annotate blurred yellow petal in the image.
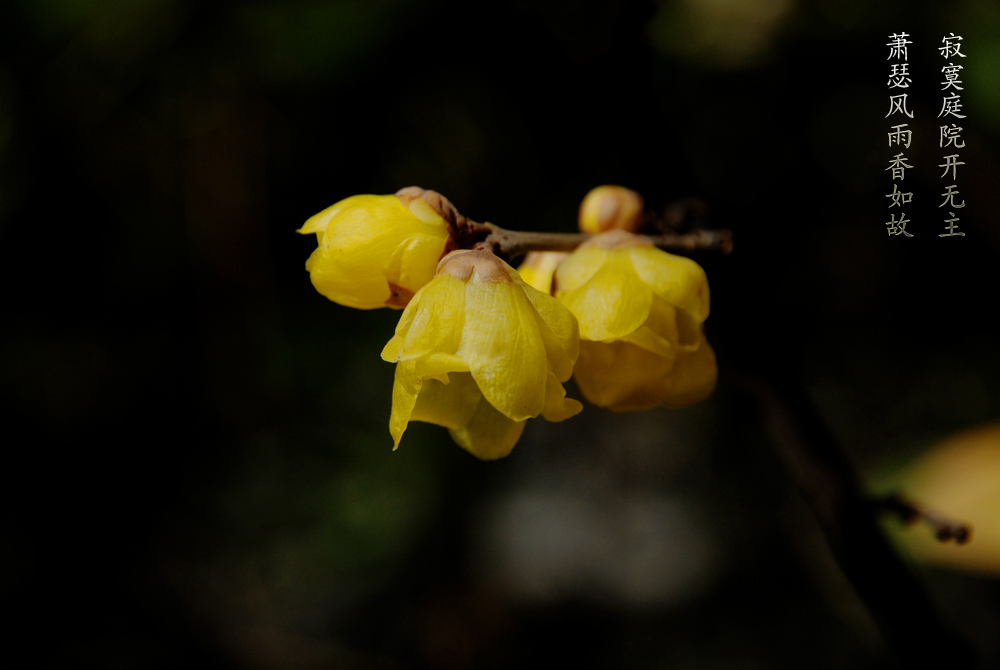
[578,185,645,234]
[891,424,1000,576]
[555,231,716,412]
[517,251,569,294]
[449,398,527,461]
[573,340,675,411]
[628,245,709,322]
[660,339,717,409]
[552,246,606,292]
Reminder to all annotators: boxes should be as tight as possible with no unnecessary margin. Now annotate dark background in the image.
[2,0,998,668]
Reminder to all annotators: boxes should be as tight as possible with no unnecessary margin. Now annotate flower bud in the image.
[578,185,645,234]
[297,191,453,309]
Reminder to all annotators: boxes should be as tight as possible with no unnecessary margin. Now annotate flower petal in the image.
[410,372,482,430]
[553,246,606,292]
[517,251,568,294]
[449,399,527,461]
[382,233,449,296]
[461,279,547,422]
[540,372,584,422]
[659,339,717,409]
[620,299,679,358]
[628,245,709,322]
[305,246,390,310]
[520,281,579,381]
[296,196,354,234]
[573,340,676,411]
[558,251,653,341]
[414,352,471,380]
[382,275,466,362]
[389,360,422,450]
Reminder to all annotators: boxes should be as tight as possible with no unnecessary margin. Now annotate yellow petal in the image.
[449,398,527,461]
[383,275,466,362]
[414,352,470,379]
[410,372,482,430]
[389,360,422,450]
[406,195,448,224]
[628,245,709,322]
[557,251,653,341]
[305,246,390,310]
[659,339,717,409]
[461,278,547,422]
[296,196,357,234]
[620,299,680,358]
[573,340,676,411]
[382,233,449,297]
[552,246,606,293]
[520,280,579,381]
[540,372,584,422]
[620,325,674,360]
[516,251,568,294]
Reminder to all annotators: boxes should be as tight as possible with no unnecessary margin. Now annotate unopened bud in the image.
[578,185,645,234]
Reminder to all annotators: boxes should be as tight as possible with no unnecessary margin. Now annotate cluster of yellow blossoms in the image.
[298,187,716,460]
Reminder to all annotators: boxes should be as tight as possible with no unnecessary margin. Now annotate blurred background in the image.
[2,0,999,667]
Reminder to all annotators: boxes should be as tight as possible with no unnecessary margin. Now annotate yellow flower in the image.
[297,193,452,309]
[381,250,582,460]
[554,229,716,411]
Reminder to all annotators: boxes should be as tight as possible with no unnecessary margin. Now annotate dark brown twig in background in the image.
[748,374,976,667]
[874,494,972,544]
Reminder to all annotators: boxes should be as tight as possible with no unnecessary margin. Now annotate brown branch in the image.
[396,186,732,263]
[874,494,972,544]
[747,374,976,667]
[474,225,734,260]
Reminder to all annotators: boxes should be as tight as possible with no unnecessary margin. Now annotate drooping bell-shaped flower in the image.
[554,229,716,411]
[382,250,582,459]
[297,192,452,309]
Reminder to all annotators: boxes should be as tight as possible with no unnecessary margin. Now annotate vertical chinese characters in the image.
[886,33,914,237]
[938,33,967,237]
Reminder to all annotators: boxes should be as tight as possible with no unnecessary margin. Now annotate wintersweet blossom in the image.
[297,193,452,309]
[381,250,582,460]
[554,230,716,411]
